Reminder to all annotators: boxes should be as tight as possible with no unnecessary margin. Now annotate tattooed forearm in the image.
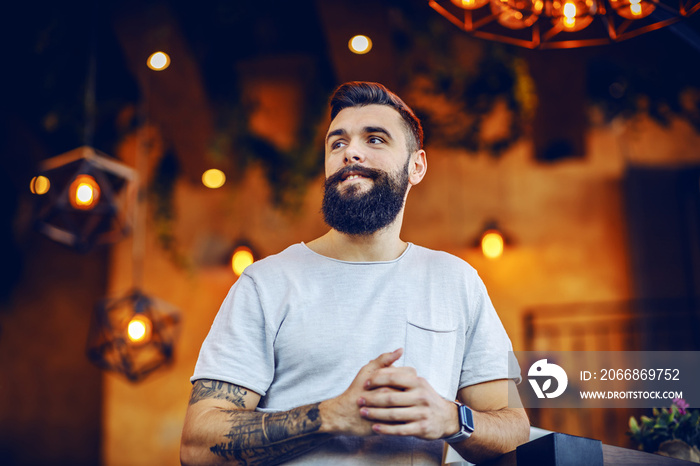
[189,379,249,407]
[210,436,327,466]
[210,402,330,464]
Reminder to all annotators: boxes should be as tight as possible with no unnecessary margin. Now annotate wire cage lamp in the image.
[428,0,700,48]
[32,146,137,252]
[86,289,181,382]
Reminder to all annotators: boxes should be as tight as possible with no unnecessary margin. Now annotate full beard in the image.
[321,160,410,236]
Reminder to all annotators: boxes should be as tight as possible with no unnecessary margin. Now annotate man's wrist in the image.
[317,399,336,434]
[443,401,475,444]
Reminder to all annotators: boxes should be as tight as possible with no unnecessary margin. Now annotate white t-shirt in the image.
[192,243,519,465]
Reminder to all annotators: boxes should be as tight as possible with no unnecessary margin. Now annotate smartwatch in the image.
[443,401,475,444]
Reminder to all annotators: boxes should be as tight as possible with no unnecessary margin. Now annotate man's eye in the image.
[368,136,384,144]
[331,140,346,150]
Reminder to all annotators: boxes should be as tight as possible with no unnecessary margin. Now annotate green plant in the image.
[628,399,700,453]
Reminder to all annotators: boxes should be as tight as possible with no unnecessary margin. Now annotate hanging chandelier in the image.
[428,0,699,48]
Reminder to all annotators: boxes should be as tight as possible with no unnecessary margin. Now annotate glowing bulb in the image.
[77,185,93,203]
[202,169,226,189]
[481,231,504,259]
[609,0,654,19]
[30,175,50,195]
[450,0,489,9]
[68,174,101,210]
[231,246,254,277]
[147,51,170,71]
[563,2,576,17]
[552,0,594,31]
[348,35,372,54]
[127,315,152,344]
[490,0,543,29]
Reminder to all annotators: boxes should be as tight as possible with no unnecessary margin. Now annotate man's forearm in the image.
[181,379,332,465]
[452,407,530,464]
[209,404,331,465]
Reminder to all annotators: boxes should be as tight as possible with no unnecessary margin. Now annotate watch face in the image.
[460,405,475,432]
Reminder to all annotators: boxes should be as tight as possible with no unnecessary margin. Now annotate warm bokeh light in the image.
[491,0,544,29]
[481,230,505,259]
[147,51,170,71]
[451,0,489,9]
[231,246,255,277]
[348,35,372,54]
[30,175,50,195]
[552,0,595,30]
[68,174,101,210]
[127,314,152,344]
[202,168,226,189]
[609,0,655,19]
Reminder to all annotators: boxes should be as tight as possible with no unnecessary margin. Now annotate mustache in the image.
[325,165,383,188]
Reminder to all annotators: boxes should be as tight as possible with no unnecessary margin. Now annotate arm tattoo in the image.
[189,379,249,407]
[210,402,330,465]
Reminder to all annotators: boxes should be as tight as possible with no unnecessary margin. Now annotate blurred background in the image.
[1,0,700,464]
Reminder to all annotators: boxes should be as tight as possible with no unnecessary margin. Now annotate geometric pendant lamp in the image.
[31,146,137,252]
[86,288,181,382]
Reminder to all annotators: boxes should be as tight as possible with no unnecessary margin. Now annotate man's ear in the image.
[408,149,427,186]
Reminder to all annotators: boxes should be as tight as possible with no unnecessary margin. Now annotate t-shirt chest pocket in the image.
[403,321,459,400]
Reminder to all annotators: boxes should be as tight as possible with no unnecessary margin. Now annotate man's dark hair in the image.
[329,81,423,153]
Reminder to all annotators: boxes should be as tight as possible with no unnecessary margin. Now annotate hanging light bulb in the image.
[147,51,170,71]
[490,0,544,29]
[202,168,226,189]
[348,35,373,54]
[68,174,101,210]
[608,0,655,19]
[231,245,255,277]
[481,229,505,259]
[451,0,489,10]
[127,314,152,344]
[551,0,596,31]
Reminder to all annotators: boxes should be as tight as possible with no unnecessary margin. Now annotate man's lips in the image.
[326,165,382,189]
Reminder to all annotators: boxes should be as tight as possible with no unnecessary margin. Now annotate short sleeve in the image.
[190,274,275,396]
[460,276,522,388]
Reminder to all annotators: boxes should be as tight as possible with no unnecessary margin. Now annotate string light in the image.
[147,51,170,71]
[348,35,372,54]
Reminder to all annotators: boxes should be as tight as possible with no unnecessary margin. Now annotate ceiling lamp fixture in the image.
[32,146,136,251]
[473,220,512,259]
[86,289,181,382]
[230,241,258,277]
[429,0,699,48]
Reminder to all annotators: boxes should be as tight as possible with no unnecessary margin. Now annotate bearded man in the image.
[180,82,530,465]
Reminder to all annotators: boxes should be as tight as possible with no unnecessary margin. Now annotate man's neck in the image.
[306,224,408,262]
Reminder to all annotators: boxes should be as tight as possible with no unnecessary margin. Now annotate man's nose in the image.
[344,141,365,164]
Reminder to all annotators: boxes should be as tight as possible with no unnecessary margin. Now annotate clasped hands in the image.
[320,348,459,440]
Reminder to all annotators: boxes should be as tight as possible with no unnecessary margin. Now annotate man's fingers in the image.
[362,348,403,373]
[359,405,421,423]
[375,348,403,367]
[365,366,419,391]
